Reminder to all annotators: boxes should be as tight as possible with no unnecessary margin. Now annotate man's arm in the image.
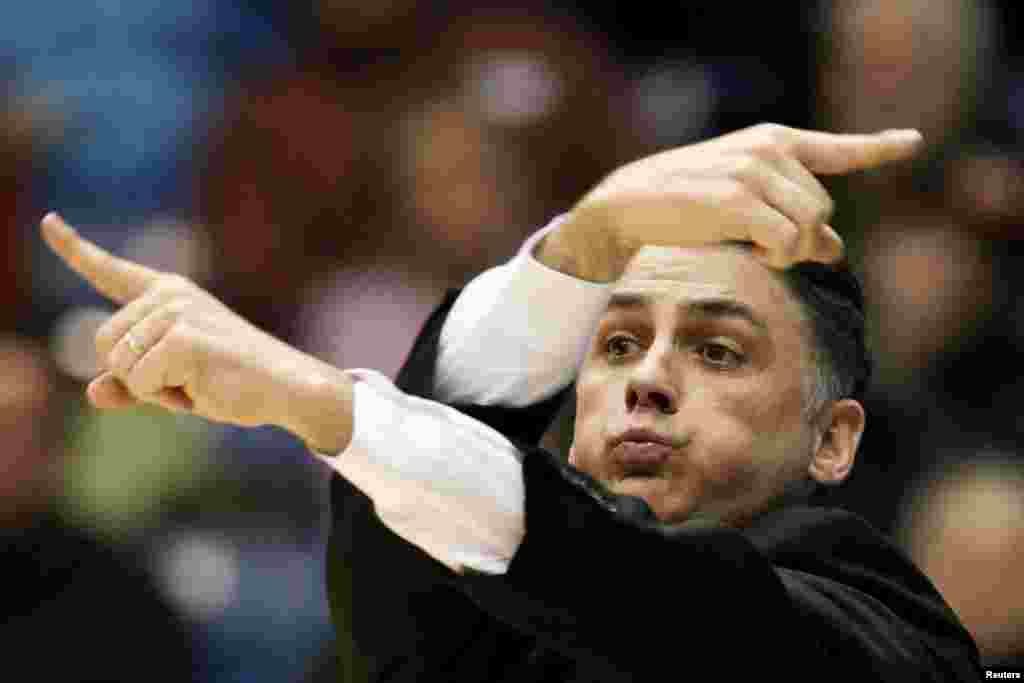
[43,125,923,455]
[43,123,953,679]
[38,125,929,578]
[454,444,805,676]
[431,124,923,421]
[322,368,526,573]
[39,212,356,452]
[433,217,610,410]
[452,449,981,680]
[383,216,612,449]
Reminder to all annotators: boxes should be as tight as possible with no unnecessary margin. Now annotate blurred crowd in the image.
[2,0,1023,679]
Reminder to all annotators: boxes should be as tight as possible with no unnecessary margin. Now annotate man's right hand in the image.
[40,213,355,454]
[536,123,923,282]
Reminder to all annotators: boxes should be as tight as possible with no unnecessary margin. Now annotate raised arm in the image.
[538,123,922,281]
[433,124,923,414]
[42,125,922,455]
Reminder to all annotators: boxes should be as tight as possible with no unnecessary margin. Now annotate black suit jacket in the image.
[325,290,983,682]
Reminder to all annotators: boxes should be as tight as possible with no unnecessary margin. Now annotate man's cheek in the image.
[575,370,610,411]
[571,413,608,473]
[691,422,760,496]
[575,376,619,437]
[572,384,616,476]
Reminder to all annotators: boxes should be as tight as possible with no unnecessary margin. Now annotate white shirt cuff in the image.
[436,215,612,406]
[315,369,526,575]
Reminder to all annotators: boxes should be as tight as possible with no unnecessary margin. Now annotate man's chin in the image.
[607,476,676,515]
[609,475,666,497]
[605,478,716,527]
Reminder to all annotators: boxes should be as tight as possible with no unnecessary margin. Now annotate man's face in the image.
[570,245,818,527]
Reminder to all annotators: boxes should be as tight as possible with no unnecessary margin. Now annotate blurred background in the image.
[3,0,1023,679]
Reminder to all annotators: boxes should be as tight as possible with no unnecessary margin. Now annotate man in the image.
[42,124,982,680]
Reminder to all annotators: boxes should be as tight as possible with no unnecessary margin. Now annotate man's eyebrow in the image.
[607,292,767,331]
[688,298,768,331]
[607,291,652,311]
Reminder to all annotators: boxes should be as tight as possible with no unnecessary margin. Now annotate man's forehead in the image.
[615,244,782,304]
[594,244,812,362]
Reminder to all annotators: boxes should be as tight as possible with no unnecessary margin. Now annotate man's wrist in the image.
[534,207,629,284]
[278,360,355,456]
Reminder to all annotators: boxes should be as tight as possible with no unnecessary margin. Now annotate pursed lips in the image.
[609,429,688,476]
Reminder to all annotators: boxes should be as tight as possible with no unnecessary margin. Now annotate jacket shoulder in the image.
[748,505,982,680]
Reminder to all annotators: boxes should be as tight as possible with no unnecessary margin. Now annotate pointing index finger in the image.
[790,128,924,176]
[40,212,160,304]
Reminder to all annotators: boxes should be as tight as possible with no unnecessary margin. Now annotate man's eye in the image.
[605,334,640,359]
[698,342,744,368]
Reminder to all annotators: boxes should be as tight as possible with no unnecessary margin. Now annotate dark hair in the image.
[778,260,872,415]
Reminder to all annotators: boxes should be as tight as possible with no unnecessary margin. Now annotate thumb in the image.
[87,373,193,413]
[87,372,139,409]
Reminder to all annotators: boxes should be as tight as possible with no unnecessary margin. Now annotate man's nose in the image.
[625,353,679,415]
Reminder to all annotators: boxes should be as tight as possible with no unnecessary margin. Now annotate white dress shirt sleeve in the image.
[316,368,526,575]
[435,215,612,405]
[315,217,613,574]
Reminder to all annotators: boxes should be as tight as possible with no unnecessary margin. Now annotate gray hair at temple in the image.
[777,259,872,420]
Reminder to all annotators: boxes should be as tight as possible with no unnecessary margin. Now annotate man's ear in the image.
[568,444,577,466]
[808,399,865,485]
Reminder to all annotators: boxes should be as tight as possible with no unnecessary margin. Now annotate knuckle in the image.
[167,319,198,349]
[730,154,762,182]
[125,378,151,400]
[752,122,789,147]
[164,298,190,318]
[105,348,120,373]
[810,194,835,225]
[815,202,834,225]
[721,179,752,206]
[95,324,117,354]
[155,273,193,295]
[94,250,115,274]
[135,366,162,397]
[751,143,785,164]
[779,221,800,247]
[165,319,188,344]
[768,222,800,258]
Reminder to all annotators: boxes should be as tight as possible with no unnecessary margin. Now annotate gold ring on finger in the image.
[125,330,144,355]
